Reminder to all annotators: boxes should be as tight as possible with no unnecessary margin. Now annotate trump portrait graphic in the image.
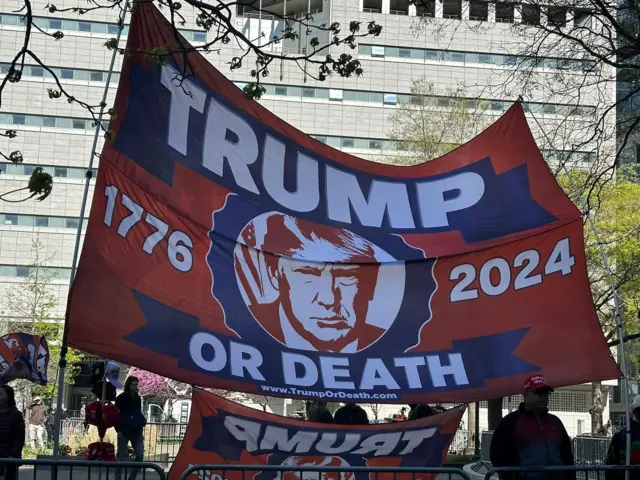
[231,212,404,354]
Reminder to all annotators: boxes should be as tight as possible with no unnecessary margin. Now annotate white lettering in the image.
[326,167,415,228]
[427,353,469,387]
[399,428,437,455]
[160,65,207,156]
[229,341,265,381]
[315,433,362,454]
[320,357,355,390]
[224,415,261,452]
[394,357,426,389]
[202,97,260,194]
[416,172,485,228]
[282,352,318,386]
[260,426,317,453]
[352,432,403,456]
[360,358,400,390]
[263,135,320,212]
[189,332,227,372]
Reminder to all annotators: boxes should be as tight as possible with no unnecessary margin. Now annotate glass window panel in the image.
[0,113,10,124]
[503,56,517,65]
[371,46,385,57]
[25,116,41,126]
[398,48,411,58]
[16,267,29,277]
[67,168,85,179]
[313,136,327,143]
[314,88,329,99]
[354,138,369,149]
[274,86,287,96]
[91,22,108,34]
[54,167,68,177]
[49,19,62,29]
[356,91,370,102]
[287,86,302,97]
[543,104,556,114]
[4,214,18,225]
[56,118,72,128]
[343,90,357,101]
[397,94,411,104]
[329,89,343,101]
[369,92,383,103]
[491,101,504,111]
[384,93,398,104]
[479,54,492,64]
[326,137,341,148]
[341,138,355,148]
[78,22,92,32]
[72,119,87,129]
[193,32,206,42]
[0,64,8,74]
[18,216,34,226]
[66,218,80,229]
[369,139,383,149]
[424,50,438,61]
[302,88,315,98]
[451,52,464,62]
[107,24,120,35]
[358,44,372,55]
[6,165,22,174]
[18,16,27,26]
[111,73,120,84]
[2,15,19,25]
[0,266,13,277]
[385,47,399,57]
[48,217,65,228]
[382,140,396,150]
[0,164,6,173]
[528,103,544,114]
[12,114,25,125]
[60,69,73,79]
[411,49,425,60]
[41,166,54,175]
[62,20,78,30]
[90,71,104,82]
[35,216,49,227]
[122,26,130,35]
[73,70,89,81]
[23,165,35,175]
[29,67,44,77]
[437,98,450,107]
[465,53,479,63]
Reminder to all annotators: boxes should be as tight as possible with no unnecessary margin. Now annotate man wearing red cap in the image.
[490,375,574,479]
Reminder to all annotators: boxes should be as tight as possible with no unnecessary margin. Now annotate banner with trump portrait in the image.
[168,389,465,480]
[66,2,621,403]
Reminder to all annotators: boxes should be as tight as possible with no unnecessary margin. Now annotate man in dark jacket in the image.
[334,403,369,425]
[490,375,574,480]
[306,400,334,424]
[606,395,640,480]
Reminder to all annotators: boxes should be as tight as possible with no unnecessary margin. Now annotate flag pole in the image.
[52,4,129,458]
[528,106,632,473]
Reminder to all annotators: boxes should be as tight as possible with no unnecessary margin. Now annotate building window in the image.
[495,3,514,22]
[443,0,462,19]
[548,7,567,27]
[521,4,540,25]
[469,1,488,21]
[416,0,435,16]
[371,46,385,57]
[389,0,409,15]
[574,9,592,28]
[362,0,382,13]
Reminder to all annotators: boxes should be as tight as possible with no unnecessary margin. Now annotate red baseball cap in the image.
[524,375,554,392]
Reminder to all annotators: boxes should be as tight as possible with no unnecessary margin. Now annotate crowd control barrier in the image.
[485,465,640,480]
[180,464,472,480]
[0,458,167,480]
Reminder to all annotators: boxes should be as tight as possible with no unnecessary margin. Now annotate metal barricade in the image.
[142,423,188,468]
[181,465,471,480]
[0,458,166,480]
[485,465,640,480]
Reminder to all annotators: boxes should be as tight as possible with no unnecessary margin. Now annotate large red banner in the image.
[168,390,464,480]
[66,2,621,403]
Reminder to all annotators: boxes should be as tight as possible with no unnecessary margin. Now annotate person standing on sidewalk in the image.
[605,395,640,480]
[0,385,25,480]
[27,396,47,449]
[115,376,147,480]
[490,375,574,480]
[334,403,369,425]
